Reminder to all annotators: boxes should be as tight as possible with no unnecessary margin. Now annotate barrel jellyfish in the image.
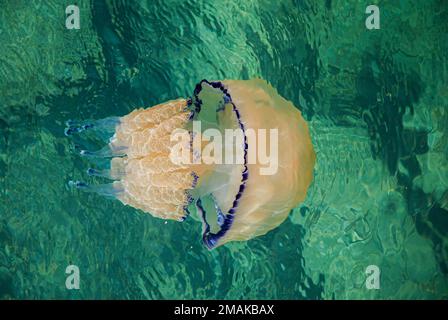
[65,79,316,249]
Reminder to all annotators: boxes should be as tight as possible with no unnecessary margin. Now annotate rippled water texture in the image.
[1,0,448,299]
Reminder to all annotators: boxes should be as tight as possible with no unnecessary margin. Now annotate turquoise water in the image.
[1,0,447,299]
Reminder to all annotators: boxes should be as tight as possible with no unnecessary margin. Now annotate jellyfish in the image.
[65,79,316,249]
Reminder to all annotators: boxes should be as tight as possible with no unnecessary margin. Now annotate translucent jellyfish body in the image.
[66,79,316,249]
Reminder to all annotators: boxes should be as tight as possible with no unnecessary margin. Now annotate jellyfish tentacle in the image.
[211,194,225,227]
[68,180,124,198]
[195,194,230,250]
[196,198,212,247]
[80,144,127,158]
[86,168,124,180]
[64,117,120,139]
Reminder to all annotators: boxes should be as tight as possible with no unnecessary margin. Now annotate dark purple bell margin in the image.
[190,80,249,249]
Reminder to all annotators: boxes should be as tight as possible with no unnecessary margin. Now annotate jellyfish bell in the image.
[66,79,316,249]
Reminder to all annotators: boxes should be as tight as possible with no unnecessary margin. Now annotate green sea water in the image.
[1,0,447,299]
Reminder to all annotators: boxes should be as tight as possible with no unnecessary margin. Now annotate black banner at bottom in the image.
[0,299,445,318]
